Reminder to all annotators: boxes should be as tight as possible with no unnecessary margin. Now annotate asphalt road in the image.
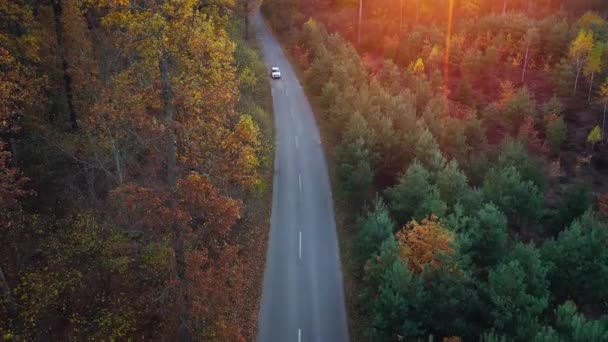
[254,10,350,342]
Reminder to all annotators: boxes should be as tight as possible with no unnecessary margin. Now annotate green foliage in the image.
[553,58,576,97]
[264,5,608,342]
[482,166,544,227]
[414,127,446,174]
[306,46,333,95]
[501,86,537,132]
[419,259,482,340]
[385,161,447,224]
[486,258,549,340]
[542,211,608,305]
[496,139,547,190]
[548,183,593,235]
[378,59,402,95]
[319,80,339,110]
[541,95,564,116]
[435,160,470,208]
[546,115,567,153]
[356,200,395,263]
[533,301,608,341]
[461,203,509,272]
[364,237,426,341]
[337,137,375,206]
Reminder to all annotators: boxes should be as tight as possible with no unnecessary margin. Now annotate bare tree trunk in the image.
[588,71,595,102]
[111,136,135,237]
[0,265,18,330]
[51,0,77,131]
[357,0,363,45]
[522,41,530,83]
[160,51,189,342]
[574,61,582,95]
[503,0,507,14]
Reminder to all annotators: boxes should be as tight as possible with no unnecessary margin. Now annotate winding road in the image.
[254,10,350,342]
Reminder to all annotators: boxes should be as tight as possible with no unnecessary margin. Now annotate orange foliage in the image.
[396,215,454,274]
[443,337,463,342]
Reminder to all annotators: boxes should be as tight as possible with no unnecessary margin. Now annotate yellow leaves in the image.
[569,29,594,62]
[588,125,602,145]
[235,115,260,145]
[411,57,425,74]
[585,42,604,76]
[428,45,442,63]
[396,215,454,274]
[89,0,130,9]
[219,115,261,186]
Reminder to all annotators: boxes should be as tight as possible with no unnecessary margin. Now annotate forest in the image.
[0,0,272,340]
[262,0,608,341]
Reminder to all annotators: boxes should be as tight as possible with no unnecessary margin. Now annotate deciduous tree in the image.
[569,29,594,95]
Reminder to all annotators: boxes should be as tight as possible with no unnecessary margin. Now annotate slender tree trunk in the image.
[0,265,18,330]
[111,136,134,237]
[357,0,363,45]
[160,51,190,342]
[503,0,507,14]
[588,71,595,102]
[574,62,582,95]
[415,0,420,24]
[51,0,77,130]
[522,41,530,83]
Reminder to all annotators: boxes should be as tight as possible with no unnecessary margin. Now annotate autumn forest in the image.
[1,0,272,340]
[4,0,608,341]
[262,0,608,341]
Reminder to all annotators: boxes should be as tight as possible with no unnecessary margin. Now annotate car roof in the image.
[272,67,279,70]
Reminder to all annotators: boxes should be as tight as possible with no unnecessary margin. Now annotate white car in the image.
[271,67,282,79]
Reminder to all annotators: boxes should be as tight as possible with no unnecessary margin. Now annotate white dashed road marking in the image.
[299,231,302,260]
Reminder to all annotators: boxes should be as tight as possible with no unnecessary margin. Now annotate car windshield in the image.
[272,67,279,72]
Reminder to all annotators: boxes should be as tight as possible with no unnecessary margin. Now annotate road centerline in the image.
[255,9,349,342]
[299,231,302,260]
